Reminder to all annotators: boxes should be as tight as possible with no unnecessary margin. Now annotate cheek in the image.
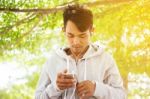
[67,38,73,44]
[81,37,90,44]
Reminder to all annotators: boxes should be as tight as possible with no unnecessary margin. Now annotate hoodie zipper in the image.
[75,59,82,66]
[75,60,78,66]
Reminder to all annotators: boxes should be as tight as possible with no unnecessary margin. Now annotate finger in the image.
[57,78,75,84]
[62,73,74,79]
[63,69,68,73]
[77,85,85,93]
[58,83,75,88]
[57,80,75,90]
[77,82,86,91]
[78,91,88,98]
[57,72,62,78]
[77,86,88,96]
[85,92,91,97]
[58,86,68,90]
[78,88,88,97]
[80,95,88,99]
[77,81,85,88]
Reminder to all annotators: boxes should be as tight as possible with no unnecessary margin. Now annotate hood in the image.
[55,43,105,99]
[55,43,104,60]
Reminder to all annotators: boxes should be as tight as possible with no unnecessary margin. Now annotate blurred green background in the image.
[0,0,150,99]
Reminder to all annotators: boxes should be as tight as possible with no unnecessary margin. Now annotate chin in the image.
[73,48,81,53]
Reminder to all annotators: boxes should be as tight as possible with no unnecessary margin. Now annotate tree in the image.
[0,0,149,98]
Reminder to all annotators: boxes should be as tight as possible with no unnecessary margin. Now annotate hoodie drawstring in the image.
[84,59,87,81]
[67,57,69,71]
[64,58,87,99]
[64,57,76,99]
[64,58,69,99]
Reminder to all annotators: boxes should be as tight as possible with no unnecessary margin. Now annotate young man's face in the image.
[64,20,92,55]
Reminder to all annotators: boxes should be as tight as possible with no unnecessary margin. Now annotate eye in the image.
[79,34,87,38]
[67,34,74,38]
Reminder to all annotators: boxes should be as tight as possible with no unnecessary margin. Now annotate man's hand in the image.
[56,69,76,90]
[76,80,96,99]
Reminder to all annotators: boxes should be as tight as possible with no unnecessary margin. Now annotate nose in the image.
[73,37,80,45]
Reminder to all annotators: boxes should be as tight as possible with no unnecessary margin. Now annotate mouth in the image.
[73,46,81,49]
[74,46,80,48]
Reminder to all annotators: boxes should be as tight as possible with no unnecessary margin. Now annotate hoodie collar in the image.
[56,43,104,60]
[81,44,104,59]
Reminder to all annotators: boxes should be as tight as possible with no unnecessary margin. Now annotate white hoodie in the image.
[35,44,126,99]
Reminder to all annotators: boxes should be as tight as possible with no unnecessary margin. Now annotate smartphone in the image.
[62,71,77,83]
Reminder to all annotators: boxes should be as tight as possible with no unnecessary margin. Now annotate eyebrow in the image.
[67,32,87,36]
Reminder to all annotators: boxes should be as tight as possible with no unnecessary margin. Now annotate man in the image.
[35,5,126,99]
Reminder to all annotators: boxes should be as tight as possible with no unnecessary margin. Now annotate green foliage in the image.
[0,0,150,98]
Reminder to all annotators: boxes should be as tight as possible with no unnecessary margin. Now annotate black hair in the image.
[63,4,93,32]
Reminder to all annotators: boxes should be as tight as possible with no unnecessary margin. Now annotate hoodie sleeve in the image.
[93,53,127,99]
[35,60,64,99]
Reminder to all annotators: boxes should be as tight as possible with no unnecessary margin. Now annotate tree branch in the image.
[0,13,37,35]
[84,0,133,7]
[2,14,42,50]
[15,15,42,46]
[0,0,133,13]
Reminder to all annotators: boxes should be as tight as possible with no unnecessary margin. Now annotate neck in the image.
[71,46,89,61]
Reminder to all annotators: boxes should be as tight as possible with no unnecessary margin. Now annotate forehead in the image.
[65,20,89,35]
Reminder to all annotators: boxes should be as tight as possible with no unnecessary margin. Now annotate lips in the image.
[72,45,81,48]
[73,46,81,49]
[74,47,80,48]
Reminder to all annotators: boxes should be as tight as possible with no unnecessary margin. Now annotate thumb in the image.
[63,69,68,73]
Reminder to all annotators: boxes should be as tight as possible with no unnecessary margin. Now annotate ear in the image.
[62,27,66,36]
[90,26,95,36]
[62,27,65,32]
